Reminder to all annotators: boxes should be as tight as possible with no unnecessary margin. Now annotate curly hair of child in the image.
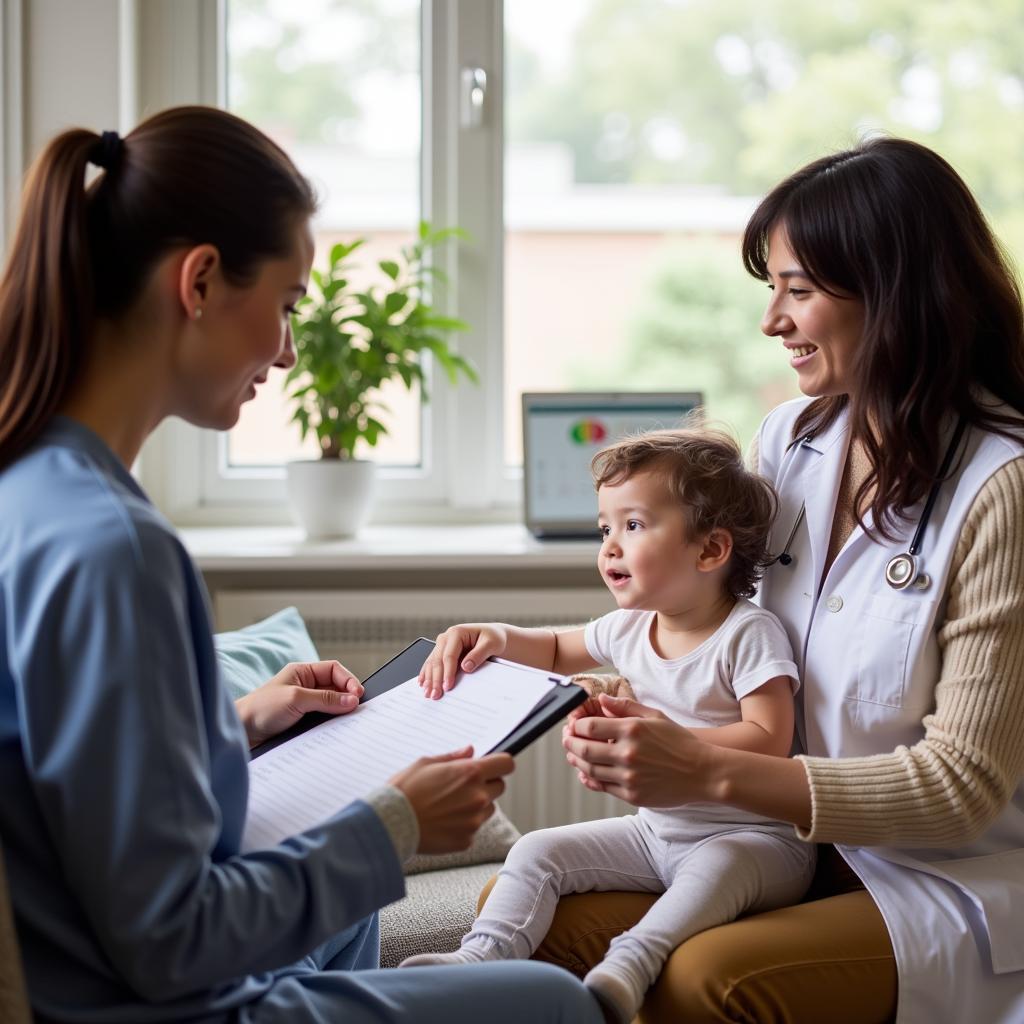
[590,426,779,600]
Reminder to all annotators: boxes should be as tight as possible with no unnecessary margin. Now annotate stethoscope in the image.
[768,416,968,592]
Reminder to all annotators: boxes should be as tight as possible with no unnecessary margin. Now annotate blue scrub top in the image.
[0,418,405,1021]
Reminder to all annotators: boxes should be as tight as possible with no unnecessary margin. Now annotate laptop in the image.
[522,391,703,538]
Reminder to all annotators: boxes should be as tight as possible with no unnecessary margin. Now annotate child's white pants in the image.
[466,814,816,989]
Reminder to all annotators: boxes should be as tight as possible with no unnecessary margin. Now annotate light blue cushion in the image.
[214,606,319,700]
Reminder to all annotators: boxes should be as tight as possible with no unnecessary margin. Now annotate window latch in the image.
[460,67,487,129]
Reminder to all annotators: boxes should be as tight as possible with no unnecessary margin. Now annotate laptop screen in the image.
[522,392,703,537]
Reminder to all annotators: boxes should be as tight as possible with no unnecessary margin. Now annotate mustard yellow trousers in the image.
[483,845,898,1023]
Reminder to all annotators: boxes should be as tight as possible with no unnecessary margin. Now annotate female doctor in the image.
[0,107,603,1023]
[549,137,1024,1023]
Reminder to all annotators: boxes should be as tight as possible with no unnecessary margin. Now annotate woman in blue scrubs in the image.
[0,107,603,1024]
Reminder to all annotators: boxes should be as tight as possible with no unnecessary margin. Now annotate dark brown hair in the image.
[591,427,778,600]
[742,136,1024,539]
[0,105,317,467]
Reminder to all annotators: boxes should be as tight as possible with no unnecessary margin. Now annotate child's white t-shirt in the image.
[583,598,799,838]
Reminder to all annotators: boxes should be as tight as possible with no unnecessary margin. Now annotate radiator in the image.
[215,588,628,833]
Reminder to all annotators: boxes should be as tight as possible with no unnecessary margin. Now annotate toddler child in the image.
[401,427,816,1024]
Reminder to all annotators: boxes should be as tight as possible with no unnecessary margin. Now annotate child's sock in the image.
[584,957,648,1024]
[399,936,500,968]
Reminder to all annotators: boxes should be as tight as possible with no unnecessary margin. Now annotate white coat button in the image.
[826,594,843,613]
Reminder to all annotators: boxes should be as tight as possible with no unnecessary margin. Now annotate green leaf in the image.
[330,238,365,268]
[421,225,470,246]
[379,260,400,280]
[418,264,450,286]
[323,279,347,302]
[447,353,479,384]
[384,290,408,317]
[422,315,469,333]
[395,363,416,389]
[363,416,388,447]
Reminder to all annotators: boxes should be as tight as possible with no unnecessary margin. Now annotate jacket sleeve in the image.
[797,457,1024,847]
[12,519,405,1001]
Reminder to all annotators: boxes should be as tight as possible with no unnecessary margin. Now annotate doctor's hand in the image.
[563,694,711,807]
[390,747,515,853]
[419,623,509,699]
[235,660,364,749]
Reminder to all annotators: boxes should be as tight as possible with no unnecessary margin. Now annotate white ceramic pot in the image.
[285,459,376,539]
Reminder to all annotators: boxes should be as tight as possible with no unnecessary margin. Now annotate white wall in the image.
[0,0,218,252]
[24,0,123,156]
[2,0,119,247]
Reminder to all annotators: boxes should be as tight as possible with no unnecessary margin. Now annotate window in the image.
[502,2,788,463]
[225,0,423,471]
[147,0,1024,524]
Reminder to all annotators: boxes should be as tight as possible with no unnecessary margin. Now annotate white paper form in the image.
[242,660,556,851]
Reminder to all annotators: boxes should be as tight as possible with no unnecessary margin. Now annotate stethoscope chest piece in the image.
[771,415,965,593]
[885,553,931,591]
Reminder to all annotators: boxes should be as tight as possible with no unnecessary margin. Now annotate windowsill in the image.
[181,522,600,573]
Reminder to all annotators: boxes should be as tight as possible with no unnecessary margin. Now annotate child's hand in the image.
[419,623,509,699]
[563,679,636,790]
[564,695,604,733]
[565,676,637,738]
[563,679,636,743]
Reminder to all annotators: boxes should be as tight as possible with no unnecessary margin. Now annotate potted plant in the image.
[283,221,477,538]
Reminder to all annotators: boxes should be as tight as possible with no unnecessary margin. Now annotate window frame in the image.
[0,0,25,253]
[136,0,521,526]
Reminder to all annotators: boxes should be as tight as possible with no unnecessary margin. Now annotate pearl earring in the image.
[194,308,203,320]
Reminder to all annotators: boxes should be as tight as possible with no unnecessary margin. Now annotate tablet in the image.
[250,637,587,760]
[522,390,703,537]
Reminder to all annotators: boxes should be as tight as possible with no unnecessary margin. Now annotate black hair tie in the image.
[89,130,123,172]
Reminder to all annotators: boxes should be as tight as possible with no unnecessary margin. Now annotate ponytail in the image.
[0,130,98,466]
[0,106,316,468]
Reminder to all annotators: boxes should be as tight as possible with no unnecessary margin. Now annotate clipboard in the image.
[250,637,587,760]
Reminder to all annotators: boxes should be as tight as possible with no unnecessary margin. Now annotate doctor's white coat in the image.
[757,398,1024,1024]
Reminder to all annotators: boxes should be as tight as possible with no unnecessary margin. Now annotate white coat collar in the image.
[794,406,848,456]
[794,409,851,587]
